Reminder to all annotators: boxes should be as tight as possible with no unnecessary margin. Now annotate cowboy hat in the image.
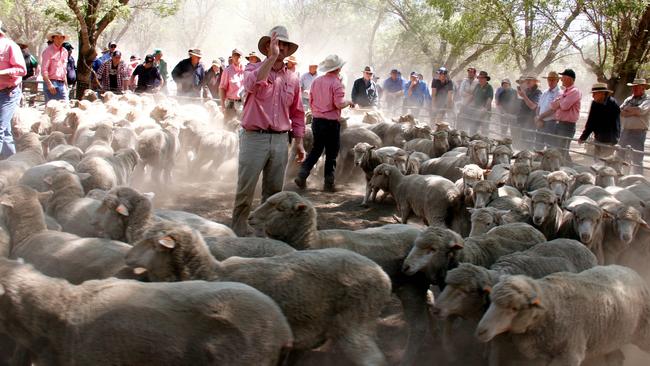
[258,25,299,57]
[211,59,221,67]
[627,78,650,89]
[477,71,491,81]
[363,66,375,74]
[517,75,538,83]
[47,30,67,41]
[245,51,259,61]
[501,78,512,85]
[542,71,560,79]
[318,54,345,73]
[591,83,612,93]
[188,48,202,57]
[231,48,243,56]
[284,55,298,65]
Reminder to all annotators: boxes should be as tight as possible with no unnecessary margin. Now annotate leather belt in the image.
[246,129,288,134]
[0,85,18,93]
[558,120,576,124]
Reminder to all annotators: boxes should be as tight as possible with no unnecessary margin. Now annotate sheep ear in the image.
[115,204,129,216]
[496,181,505,188]
[483,286,492,294]
[37,191,53,204]
[43,176,53,185]
[294,203,308,212]
[143,192,155,201]
[449,241,464,250]
[0,197,12,208]
[157,236,176,249]
[76,172,92,181]
[640,201,646,208]
[638,219,650,231]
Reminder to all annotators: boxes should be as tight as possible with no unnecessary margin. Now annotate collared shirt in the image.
[403,80,427,106]
[0,36,27,89]
[432,78,453,106]
[41,43,68,82]
[219,63,245,100]
[459,77,478,104]
[538,86,561,121]
[171,58,206,96]
[518,85,541,119]
[620,93,650,130]
[132,64,162,93]
[495,87,518,114]
[241,62,306,137]
[383,77,405,93]
[579,96,621,143]
[472,83,494,110]
[97,60,130,92]
[300,72,318,91]
[553,85,582,123]
[351,78,378,107]
[309,73,346,120]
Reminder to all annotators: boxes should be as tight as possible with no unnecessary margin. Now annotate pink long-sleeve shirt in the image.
[241,62,305,137]
[309,73,346,120]
[0,36,27,89]
[41,43,68,82]
[219,63,244,100]
[552,85,582,123]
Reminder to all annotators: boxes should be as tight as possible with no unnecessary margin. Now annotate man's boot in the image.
[323,176,336,192]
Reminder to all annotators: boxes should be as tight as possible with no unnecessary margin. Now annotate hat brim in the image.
[258,36,299,57]
[627,83,650,89]
[189,52,202,57]
[478,76,491,81]
[318,61,346,73]
[591,88,613,94]
[245,56,259,61]
[542,76,560,79]
[48,33,68,41]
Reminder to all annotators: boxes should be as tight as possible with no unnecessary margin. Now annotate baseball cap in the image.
[108,41,117,48]
[144,54,154,63]
[438,67,448,75]
[111,50,122,57]
[558,69,576,80]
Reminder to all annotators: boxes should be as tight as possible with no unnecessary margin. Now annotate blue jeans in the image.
[0,87,21,159]
[619,129,647,174]
[43,80,68,103]
[555,121,576,161]
[299,118,341,181]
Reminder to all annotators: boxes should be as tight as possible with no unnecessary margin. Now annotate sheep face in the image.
[528,189,557,226]
[248,192,315,248]
[469,141,489,168]
[434,264,492,318]
[509,164,531,192]
[492,152,511,166]
[476,276,543,343]
[353,143,373,166]
[546,172,570,202]
[568,203,604,245]
[469,208,507,237]
[538,149,562,171]
[368,164,393,192]
[607,205,649,245]
[513,150,533,167]
[593,166,618,188]
[448,130,462,147]
[472,181,497,209]
[391,151,409,174]
[600,155,628,176]
[402,226,463,277]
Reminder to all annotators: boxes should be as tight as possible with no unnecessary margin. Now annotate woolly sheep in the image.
[618,174,649,188]
[134,127,179,184]
[18,161,75,193]
[486,163,511,185]
[6,132,45,168]
[457,164,485,207]
[76,148,140,192]
[191,129,238,179]
[527,188,565,240]
[512,150,533,167]
[111,127,138,151]
[476,265,650,365]
[40,131,69,154]
[125,223,391,365]
[367,120,408,147]
[420,140,490,181]
[47,144,84,167]
[402,223,546,285]
[486,195,531,223]
[405,150,430,175]
[472,180,521,209]
[537,148,562,171]
[404,130,448,158]
[155,210,236,239]
[353,143,405,205]
[468,207,511,237]
[545,170,572,204]
[0,258,292,366]
[599,154,630,176]
[370,163,461,227]
[336,127,383,183]
[490,144,513,167]
[448,129,462,149]
[568,172,596,195]
[591,165,619,188]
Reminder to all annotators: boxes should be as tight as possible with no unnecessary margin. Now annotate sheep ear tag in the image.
[483,286,492,294]
[115,204,129,216]
[158,236,176,249]
[294,203,307,212]
[530,298,541,307]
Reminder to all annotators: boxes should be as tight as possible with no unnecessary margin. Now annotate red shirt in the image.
[0,36,26,89]
[40,43,68,82]
[309,73,346,120]
[219,63,244,100]
[241,63,305,137]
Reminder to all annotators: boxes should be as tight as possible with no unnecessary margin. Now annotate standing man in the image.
[231,25,305,236]
[403,71,427,117]
[538,69,582,161]
[62,42,76,91]
[515,76,541,148]
[171,48,205,98]
[535,71,562,149]
[495,78,517,136]
[294,54,353,192]
[245,51,261,71]
[204,59,222,99]
[383,69,405,115]
[41,30,69,102]
[619,78,649,174]
[285,55,298,75]
[469,71,494,135]
[431,67,454,123]
[457,67,479,131]
[152,49,168,93]
[351,66,378,108]
[130,54,162,94]
[578,83,620,160]
[300,63,318,109]
[219,48,245,121]
[97,50,130,94]
[0,21,26,159]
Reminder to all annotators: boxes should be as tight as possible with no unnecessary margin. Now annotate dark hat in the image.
[363,66,374,74]
[558,69,576,79]
[144,54,154,63]
[438,67,448,75]
[62,42,74,50]
[111,50,122,57]
[108,41,117,48]
[477,71,491,81]
[467,67,476,72]
[409,71,418,77]
[390,69,398,73]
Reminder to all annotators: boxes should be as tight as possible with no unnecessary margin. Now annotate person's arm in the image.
[558,88,580,111]
[255,32,280,83]
[518,88,538,110]
[578,104,595,143]
[289,81,306,163]
[0,43,27,79]
[333,80,352,109]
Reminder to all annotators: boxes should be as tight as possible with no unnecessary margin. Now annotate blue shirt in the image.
[383,77,405,93]
[403,80,427,106]
[538,86,561,121]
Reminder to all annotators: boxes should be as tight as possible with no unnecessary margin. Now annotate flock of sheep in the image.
[0,89,649,366]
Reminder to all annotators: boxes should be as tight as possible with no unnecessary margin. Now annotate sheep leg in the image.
[395,281,430,366]
[399,204,413,224]
[334,330,387,366]
[362,182,372,207]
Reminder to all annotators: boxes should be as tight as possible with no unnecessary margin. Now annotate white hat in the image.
[258,25,299,57]
[47,30,67,41]
[318,54,345,73]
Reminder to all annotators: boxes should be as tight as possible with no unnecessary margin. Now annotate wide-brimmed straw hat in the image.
[627,78,649,89]
[245,51,259,61]
[188,48,202,57]
[258,25,299,57]
[517,75,538,84]
[285,55,298,65]
[591,82,612,93]
[211,59,221,67]
[318,54,345,73]
[542,71,560,79]
[47,30,67,41]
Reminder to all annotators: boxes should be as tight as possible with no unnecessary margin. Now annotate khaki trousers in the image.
[231,130,289,236]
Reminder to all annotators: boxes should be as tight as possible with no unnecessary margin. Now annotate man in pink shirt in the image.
[40,30,69,102]
[0,22,27,159]
[219,48,244,122]
[231,25,305,236]
[538,68,582,161]
[294,54,352,192]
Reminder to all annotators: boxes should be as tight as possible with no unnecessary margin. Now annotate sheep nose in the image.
[533,217,543,225]
[580,233,591,243]
[622,234,632,243]
[402,263,411,273]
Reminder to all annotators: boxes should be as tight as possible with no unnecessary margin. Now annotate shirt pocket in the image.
[283,82,296,106]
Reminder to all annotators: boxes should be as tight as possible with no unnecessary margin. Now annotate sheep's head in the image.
[472,180,499,208]
[353,142,374,166]
[248,191,316,248]
[513,150,533,167]
[402,225,464,278]
[126,221,212,282]
[448,129,462,147]
[509,163,532,191]
[102,187,153,220]
[392,113,416,124]
[537,148,562,171]
[569,172,596,194]
[491,145,513,166]
[600,154,629,176]
[468,207,510,236]
[545,171,572,202]
[468,140,490,168]
[566,202,605,245]
[43,169,89,193]
[459,164,484,197]
[476,275,544,343]
[434,263,495,318]
[592,166,619,188]
[527,188,558,226]
[604,203,649,245]
[435,122,450,132]
[369,163,397,192]
[391,150,409,174]
[362,111,383,124]
[15,132,42,153]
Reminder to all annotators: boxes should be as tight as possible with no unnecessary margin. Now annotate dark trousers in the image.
[555,121,576,161]
[299,118,341,181]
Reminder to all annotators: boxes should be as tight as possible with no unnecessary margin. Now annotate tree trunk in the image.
[75,32,98,99]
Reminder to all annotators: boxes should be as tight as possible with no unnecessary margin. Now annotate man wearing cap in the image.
[403,71,427,116]
[245,52,261,72]
[41,30,69,102]
[495,78,518,136]
[383,69,405,115]
[535,71,562,149]
[152,49,168,93]
[618,79,649,173]
[578,83,620,160]
[172,49,206,98]
[299,63,318,109]
[231,25,306,236]
[97,50,130,94]
[204,59,222,99]
[468,71,494,135]
[62,42,76,90]
[515,75,541,148]
[538,68,582,161]
[351,66,379,108]
[0,21,27,159]
[130,55,162,94]
[99,42,117,64]
[294,54,353,192]
[219,49,245,120]
[431,67,454,123]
